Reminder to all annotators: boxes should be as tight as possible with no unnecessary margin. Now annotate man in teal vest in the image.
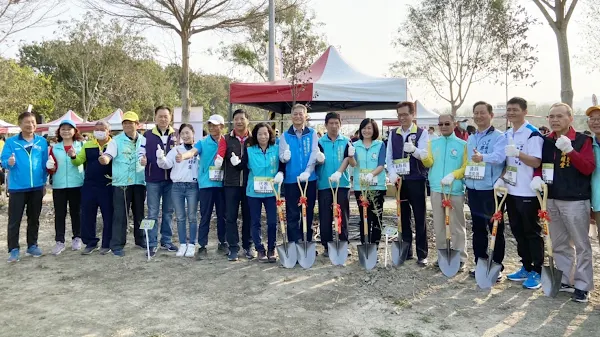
[420,114,468,270]
[587,106,600,251]
[99,111,146,257]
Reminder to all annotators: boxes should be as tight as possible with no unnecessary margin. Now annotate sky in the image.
[3,0,599,113]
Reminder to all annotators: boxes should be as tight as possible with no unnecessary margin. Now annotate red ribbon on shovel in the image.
[360,197,370,208]
[334,204,342,232]
[538,209,550,222]
[441,199,452,209]
[490,211,503,223]
[276,199,285,207]
[298,196,308,206]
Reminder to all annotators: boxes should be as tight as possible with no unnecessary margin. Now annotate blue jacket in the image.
[282,126,318,184]
[592,136,600,211]
[317,134,351,190]
[111,133,146,187]
[51,141,84,189]
[0,134,48,192]
[422,134,467,196]
[245,144,280,198]
[194,135,222,189]
[352,140,386,191]
[464,127,507,190]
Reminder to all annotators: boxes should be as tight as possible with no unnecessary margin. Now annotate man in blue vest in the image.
[139,106,178,256]
[386,101,430,266]
[279,104,324,244]
[464,101,507,279]
[99,111,146,257]
[2,111,48,262]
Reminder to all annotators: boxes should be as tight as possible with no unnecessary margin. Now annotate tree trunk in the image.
[555,28,574,107]
[180,32,191,123]
[451,105,459,116]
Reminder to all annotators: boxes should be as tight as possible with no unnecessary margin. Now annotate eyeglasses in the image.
[589,117,600,123]
[437,122,452,127]
[397,113,411,118]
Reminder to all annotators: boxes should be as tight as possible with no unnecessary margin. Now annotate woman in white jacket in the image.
[157,123,199,257]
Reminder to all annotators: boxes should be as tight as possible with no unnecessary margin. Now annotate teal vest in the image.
[352,140,386,191]
[52,141,84,189]
[111,133,146,187]
[428,134,467,196]
[591,137,600,211]
[196,135,222,189]
[246,144,279,198]
[317,134,351,190]
[283,127,318,183]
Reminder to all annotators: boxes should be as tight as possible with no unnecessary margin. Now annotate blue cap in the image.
[59,119,77,129]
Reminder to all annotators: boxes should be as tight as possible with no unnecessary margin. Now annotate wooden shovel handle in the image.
[362,205,369,242]
[535,184,554,258]
[271,181,287,238]
[489,187,508,251]
[396,178,403,234]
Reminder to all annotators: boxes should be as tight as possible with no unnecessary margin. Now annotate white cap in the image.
[207,114,225,125]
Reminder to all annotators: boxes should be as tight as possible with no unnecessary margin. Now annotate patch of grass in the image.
[439,323,451,331]
[404,332,423,337]
[419,316,433,324]
[392,298,413,309]
[372,328,395,337]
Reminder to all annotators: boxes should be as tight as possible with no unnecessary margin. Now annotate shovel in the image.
[475,187,507,289]
[295,178,316,269]
[536,184,562,297]
[438,188,461,277]
[357,194,378,270]
[391,177,410,266]
[272,181,297,269]
[327,178,348,266]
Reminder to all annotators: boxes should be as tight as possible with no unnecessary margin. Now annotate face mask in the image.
[459,122,468,130]
[94,131,107,140]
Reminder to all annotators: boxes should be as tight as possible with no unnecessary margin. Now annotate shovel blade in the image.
[276,242,298,269]
[296,241,316,269]
[357,243,378,271]
[541,265,563,298]
[391,240,410,266]
[327,240,349,266]
[475,258,502,289]
[437,248,461,277]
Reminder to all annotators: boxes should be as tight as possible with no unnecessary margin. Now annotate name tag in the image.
[359,169,377,186]
[254,177,273,193]
[504,166,517,186]
[465,161,485,180]
[209,166,223,181]
[542,163,554,184]
[392,158,410,175]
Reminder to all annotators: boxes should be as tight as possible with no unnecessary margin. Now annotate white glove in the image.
[316,151,325,163]
[441,173,454,186]
[505,144,520,157]
[282,148,291,162]
[347,144,355,156]
[273,172,284,184]
[214,155,223,168]
[412,149,424,160]
[330,171,342,183]
[530,176,544,192]
[46,157,55,170]
[365,173,374,184]
[387,172,399,184]
[155,145,164,159]
[493,178,506,196]
[230,152,241,166]
[555,135,573,153]
[403,142,416,153]
[299,172,310,182]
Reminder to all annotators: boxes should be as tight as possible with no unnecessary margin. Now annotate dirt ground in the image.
[0,193,599,337]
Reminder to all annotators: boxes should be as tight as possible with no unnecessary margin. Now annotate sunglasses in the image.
[437,122,452,127]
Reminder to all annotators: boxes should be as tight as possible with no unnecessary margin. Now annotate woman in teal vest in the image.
[353,118,387,245]
[46,120,85,255]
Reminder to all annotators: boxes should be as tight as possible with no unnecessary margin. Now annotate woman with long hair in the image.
[47,120,85,254]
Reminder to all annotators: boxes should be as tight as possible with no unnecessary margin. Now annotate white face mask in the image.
[94,131,107,140]
[459,122,468,130]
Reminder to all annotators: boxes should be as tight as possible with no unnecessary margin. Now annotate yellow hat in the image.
[585,106,600,116]
[122,111,139,123]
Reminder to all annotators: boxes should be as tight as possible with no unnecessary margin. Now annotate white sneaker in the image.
[185,243,195,257]
[72,237,82,251]
[176,243,187,257]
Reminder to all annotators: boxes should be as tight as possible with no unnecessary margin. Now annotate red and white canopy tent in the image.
[382,100,440,127]
[78,109,124,132]
[229,46,408,114]
[36,110,84,134]
[0,120,20,134]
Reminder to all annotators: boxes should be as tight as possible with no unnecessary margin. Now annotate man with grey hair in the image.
[71,120,114,255]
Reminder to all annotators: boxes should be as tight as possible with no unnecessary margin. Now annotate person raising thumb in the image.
[8,153,16,166]
[230,152,241,166]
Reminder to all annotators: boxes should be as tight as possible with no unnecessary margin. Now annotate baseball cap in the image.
[122,111,139,123]
[585,105,600,116]
[59,119,77,129]
[207,114,225,125]
[458,118,468,122]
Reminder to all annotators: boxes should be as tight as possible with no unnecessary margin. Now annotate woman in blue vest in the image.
[232,122,284,262]
[353,118,387,245]
[46,120,85,255]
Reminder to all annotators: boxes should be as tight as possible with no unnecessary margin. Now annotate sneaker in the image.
[469,269,476,277]
[81,246,98,255]
[497,272,504,283]
[161,243,178,252]
[218,242,229,255]
[267,249,276,263]
[572,289,589,303]
[185,244,195,258]
[99,248,111,255]
[228,250,239,261]
[417,258,428,266]
[51,242,66,256]
[245,248,256,260]
[507,266,529,282]
[72,237,83,251]
[196,246,207,260]
[146,247,157,258]
[7,248,19,263]
[176,244,188,257]
[112,249,125,257]
[560,283,575,294]
[26,245,42,257]
[257,250,268,263]
[523,271,542,289]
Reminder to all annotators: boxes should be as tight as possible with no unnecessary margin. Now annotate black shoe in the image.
[217,242,229,255]
[245,248,256,260]
[196,247,207,260]
[560,283,575,293]
[160,243,178,252]
[146,247,157,258]
[257,250,268,263]
[267,250,276,263]
[322,248,329,258]
[469,269,476,278]
[572,289,589,303]
[227,249,239,262]
[81,246,98,255]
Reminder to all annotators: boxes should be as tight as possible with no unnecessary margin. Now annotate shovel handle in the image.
[271,181,288,242]
[489,187,508,252]
[396,178,403,234]
[329,178,341,235]
[535,184,554,258]
[362,205,369,243]
[444,203,451,240]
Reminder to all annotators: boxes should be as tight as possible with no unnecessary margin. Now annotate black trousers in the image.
[400,179,428,259]
[354,190,385,244]
[7,189,44,252]
[53,187,82,242]
[110,185,146,251]
[506,195,544,274]
[318,187,350,246]
[224,186,252,252]
[467,189,505,267]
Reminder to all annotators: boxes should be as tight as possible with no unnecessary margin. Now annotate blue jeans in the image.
[172,182,199,244]
[197,187,226,247]
[146,181,174,248]
[247,196,277,252]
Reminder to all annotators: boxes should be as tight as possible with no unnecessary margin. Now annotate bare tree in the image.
[86,0,275,122]
[0,0,61,46]
[577,0,600,70]
[532,0,579,107]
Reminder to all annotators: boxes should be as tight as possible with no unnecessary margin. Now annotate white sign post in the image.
[140,219,155,261]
